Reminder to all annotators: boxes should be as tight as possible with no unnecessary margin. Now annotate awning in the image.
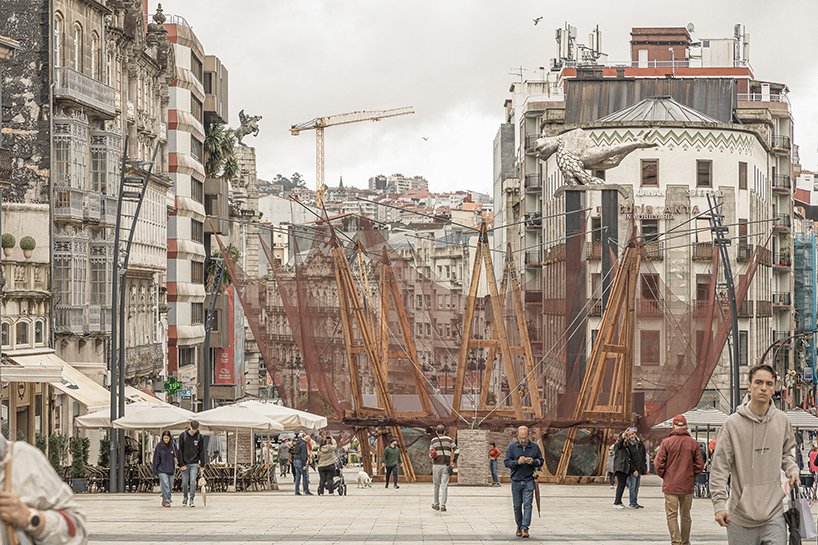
[50,358,110,411]
[2,353,65,383]
[124,387,165,405]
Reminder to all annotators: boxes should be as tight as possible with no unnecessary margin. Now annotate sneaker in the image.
[182,497,188,506]
[516,528,522,537]
[431,504,440,511]
[305,491,314,496]
[189,500,195,508]
[440,506,446,512]
[295,492,302,496]
[636,504,644,509]
[609,485,614,489]
[613,504,625,510]
[628,505,639,509]
[521,529,529,538]
[395,485,400,489]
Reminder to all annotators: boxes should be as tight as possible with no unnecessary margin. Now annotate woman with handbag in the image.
[152,431,180,508]
[0,432,87,544]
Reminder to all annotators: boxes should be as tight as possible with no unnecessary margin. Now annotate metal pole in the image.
[707,194,740,411]
[600,189,618,311]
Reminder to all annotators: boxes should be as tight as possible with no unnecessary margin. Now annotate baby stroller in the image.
[332,453,347,496]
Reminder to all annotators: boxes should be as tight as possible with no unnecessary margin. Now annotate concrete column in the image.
[456,429,490,485]
[8,381,16,440]
[564,190,587,389]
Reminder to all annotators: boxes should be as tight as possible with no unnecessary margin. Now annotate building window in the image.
[738,219,748,248]
[191,303,204,324]
[591,217,602,245]
[34,321,44,344]
[739,330,748,365]
[72,22,83,72]
[640,330,660,365]
[640,274,660,301]
[90,32,100,80]
[15,322,29,346]
[191,178,204,204]
[696,274,711,301]
[179,346,196,367]
[190,135,203,163]
[204,72,213,94]
[696,160,712,187]
[641,159,658,186]
[641,219,659,242]
[191,220,204,243]
[191,52,203,82]
[191,261,204,284]
[205,194,217,216]
[738,161,747,190]
[54,13,64,68]
[1,323,9,347]
[190,95,203,124]
[90,244,111,306]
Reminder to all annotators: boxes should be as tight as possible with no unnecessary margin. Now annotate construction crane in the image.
[290,107,414,207]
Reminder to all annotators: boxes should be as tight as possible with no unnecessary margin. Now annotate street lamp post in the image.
[760,329,817,408]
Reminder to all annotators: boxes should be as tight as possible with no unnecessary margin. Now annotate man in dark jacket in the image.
[612,430,633,509]
[178,420,206,507]
[626,429,647,509]
[292,433,312,495]
[654,414,704,545]
[503,426,544,539]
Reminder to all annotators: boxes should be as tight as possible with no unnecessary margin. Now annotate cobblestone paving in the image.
[78,472,783,544]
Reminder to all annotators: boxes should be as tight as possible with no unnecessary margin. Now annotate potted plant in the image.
[1,234,14,257]
[69,435,89,493]
[19,236,36,259]
[48,432,68,475]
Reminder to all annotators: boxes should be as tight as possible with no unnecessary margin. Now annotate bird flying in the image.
[533,17,543,25]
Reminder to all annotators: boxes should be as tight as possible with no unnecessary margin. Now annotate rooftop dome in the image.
[596,96,719,124]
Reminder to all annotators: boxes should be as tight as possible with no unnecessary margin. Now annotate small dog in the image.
[356,471,372,488]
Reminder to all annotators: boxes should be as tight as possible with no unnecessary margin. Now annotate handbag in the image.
[793,483,817,539]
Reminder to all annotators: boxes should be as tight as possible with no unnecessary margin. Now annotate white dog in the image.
[356,471,372,488]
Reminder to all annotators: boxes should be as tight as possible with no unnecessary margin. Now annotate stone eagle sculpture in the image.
[535,128,658,185]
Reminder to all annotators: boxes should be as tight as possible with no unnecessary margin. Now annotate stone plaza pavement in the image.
[78,472,791,544]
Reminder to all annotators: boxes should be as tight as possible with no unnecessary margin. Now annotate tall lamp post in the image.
[760,329,817,408]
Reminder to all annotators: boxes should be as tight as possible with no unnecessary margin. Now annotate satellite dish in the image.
[687,23,695,33]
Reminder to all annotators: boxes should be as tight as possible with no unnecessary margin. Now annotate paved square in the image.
[78,472,797,544]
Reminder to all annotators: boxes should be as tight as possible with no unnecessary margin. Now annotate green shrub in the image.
[35,434,47,453]
[1,233,14,249]
[19,236,36,251]
[48,433,68,473]
[69,435,89,478]
[98,436,110,467]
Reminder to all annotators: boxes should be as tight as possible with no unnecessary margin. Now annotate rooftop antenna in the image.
[508,66,527,82]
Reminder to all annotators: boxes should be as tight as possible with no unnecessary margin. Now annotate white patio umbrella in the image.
[112,404,196,430]
[785,409,818,430]
[236,400,328,431]
[76,402,154,429]
[653,406,730,429]
[195,404,285,490]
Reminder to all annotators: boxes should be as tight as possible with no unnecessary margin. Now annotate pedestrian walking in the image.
[489,442,502,486]
[626,429,647,509]
[654,414,704,545]
[382,438,401,489]
[710,363,800,544]
[152,430,180,508]
[316,435,338,495]
[279,439,291,477]
[605,442,616,489]
[0,432,88,544]
[292,432,313,495]
[612,429,637,509]
[503,425,543,539]
[178,420,206,507]
[429,424,454,512]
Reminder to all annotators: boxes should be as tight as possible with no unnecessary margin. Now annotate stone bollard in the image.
[456,429,490,485]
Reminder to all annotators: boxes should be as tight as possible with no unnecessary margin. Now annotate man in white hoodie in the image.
[710,363,799,544]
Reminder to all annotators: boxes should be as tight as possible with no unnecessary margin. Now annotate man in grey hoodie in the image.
[710,363,799,544]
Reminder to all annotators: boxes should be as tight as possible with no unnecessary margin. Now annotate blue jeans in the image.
[293,459,310,494]
[385,465,399,487]
[490,459,499,484]
[627,473,641,506]
[511,479,535,531]
[158,472,172,503]
[180,463,199,502]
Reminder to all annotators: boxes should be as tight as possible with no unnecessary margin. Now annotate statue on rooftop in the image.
[535,128,657,185]
[235,109,262,146]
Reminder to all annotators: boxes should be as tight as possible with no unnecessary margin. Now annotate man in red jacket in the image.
[654,414,704,545]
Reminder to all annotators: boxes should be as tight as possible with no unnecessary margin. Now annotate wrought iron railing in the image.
[54,67,116,116]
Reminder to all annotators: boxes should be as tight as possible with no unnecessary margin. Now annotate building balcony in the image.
[643,241,664,261]
[589,298,602,317]
[757,300,773,317]
[692,242,715,262]
[54,305,87,335]
[637,298,663,317]
[125,343,164,380]
[773,252,791,270]
[524,290,542,305]
[101,195,118,225]
[737,93,788,103]
[770,135,791,153]
[773,331,792,345]
[772,175,791,192]
[525,135,539,154]
[54,67,116,118]
[524,174,542,191]
[772,292,792,308]
[772,214,791,233]
[85,192,102,222]
[586,241,601,261]
[53,188,85,221]
[2,262,49,293]
[738,300,754,318]
[525,213,542,230]
[737,244,754,263]
[525,251,543,268]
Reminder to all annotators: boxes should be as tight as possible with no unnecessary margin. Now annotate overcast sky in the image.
[154,1,818,194]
